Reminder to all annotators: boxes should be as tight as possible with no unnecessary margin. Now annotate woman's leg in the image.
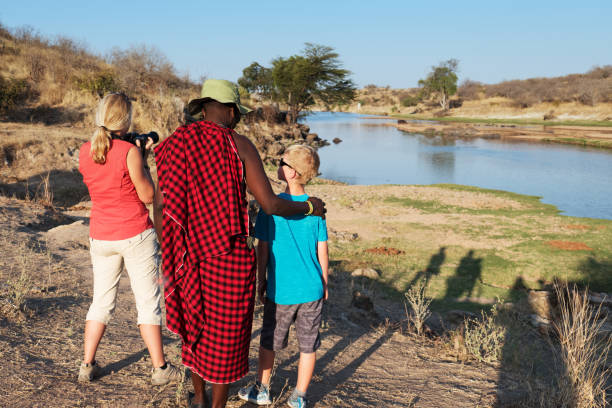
[83,320,106,363]
[139,324,165,367]
[122,229,165,366]
[84,239,123,363]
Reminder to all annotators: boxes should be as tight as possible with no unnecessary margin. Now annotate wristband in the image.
[305,199,314,216]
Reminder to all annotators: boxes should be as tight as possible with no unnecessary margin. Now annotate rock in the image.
[351,268,380,279]
[328,228,358,242]
[306,133,319,143]
[444,310,477,327]
[267,142,285,156]
[589,293,612,307]
[332,137,342,144]
[351,290,373,312]
[291,127,304,139]
[527,290,552,320]
[397,119,407,124]
[424,312,446,335]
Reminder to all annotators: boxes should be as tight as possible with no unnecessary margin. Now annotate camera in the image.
[113,132,159,157]
[115,131,160,147]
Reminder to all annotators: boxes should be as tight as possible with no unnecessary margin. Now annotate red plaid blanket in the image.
[154,120,249,350]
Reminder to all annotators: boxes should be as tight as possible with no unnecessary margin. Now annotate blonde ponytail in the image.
[91,126,112,164]
[90,93,132,164]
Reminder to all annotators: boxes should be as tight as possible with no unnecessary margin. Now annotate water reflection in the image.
[305,112,612,220]
[418,135,457,180]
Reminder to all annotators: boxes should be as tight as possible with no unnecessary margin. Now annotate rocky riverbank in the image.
[386,119,612,149]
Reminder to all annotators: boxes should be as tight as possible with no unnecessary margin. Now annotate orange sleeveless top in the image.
[79,140,153,240]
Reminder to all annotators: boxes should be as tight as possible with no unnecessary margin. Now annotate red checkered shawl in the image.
[154,120,249,350]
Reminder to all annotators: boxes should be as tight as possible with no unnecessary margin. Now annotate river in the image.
[304,112,612,220]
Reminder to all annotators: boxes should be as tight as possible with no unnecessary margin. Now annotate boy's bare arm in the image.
[256,240,269,304]
[317,241,329,300]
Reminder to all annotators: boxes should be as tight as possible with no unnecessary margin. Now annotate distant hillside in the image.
[348,68,612,121]
[0,23,197,136]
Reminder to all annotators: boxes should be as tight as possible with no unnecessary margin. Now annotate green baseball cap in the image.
[186,79,252,119]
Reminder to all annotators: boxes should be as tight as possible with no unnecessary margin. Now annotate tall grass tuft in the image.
[404,280,432,335]
[553,283,611,408]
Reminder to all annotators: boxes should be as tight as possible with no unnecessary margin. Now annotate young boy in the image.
[239,145,328,408]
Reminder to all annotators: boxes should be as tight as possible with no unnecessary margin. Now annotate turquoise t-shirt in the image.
[254,193,328,305]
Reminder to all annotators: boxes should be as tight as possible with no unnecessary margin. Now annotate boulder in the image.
[351,268,380,279]
[351,290,373,312]
[267,142,285,157]
[444,310,477,328]
[527,290,552,321]
[306,133,319,143]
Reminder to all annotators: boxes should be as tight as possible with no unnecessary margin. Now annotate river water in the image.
[304,112,612,220]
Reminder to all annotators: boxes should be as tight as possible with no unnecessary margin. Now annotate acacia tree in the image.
[239,43,356,123]
[418,59,459,110]
[238,62,274,100]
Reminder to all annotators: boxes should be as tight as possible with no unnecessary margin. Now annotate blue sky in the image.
[1,1,610,88]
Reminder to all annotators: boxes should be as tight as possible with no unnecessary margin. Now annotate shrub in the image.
[75,70,119,97]
[458,79,483,100]
[0,76,32,112]
[401,95,420,107]
[462,303,506,363]
[404,281,432,336]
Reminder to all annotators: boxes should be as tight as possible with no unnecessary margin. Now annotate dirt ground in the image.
[0,121,609,407]
[0,195,525,408]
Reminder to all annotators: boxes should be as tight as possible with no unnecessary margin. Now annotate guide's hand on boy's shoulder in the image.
[308,197,326,219]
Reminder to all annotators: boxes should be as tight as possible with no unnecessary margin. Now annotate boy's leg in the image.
[293,299,323,395]
[296,352,316,393]
[258,346,276,385]
[259,299,296,386]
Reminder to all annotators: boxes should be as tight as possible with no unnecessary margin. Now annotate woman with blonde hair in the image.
[78,93,180,385]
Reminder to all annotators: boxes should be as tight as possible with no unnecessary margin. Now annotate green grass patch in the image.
[542,137,612,149]
[391,114,612,128]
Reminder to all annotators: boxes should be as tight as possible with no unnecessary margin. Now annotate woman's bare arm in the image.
[126,146,154,204]
[233,133,326,217]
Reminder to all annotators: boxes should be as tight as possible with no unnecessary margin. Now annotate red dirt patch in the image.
[547,240,593,251]
[564,224,590,230]
[365,247,405,255]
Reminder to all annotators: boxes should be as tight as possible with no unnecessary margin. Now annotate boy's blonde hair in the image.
[283,144,320,184]
[90,93,132,164]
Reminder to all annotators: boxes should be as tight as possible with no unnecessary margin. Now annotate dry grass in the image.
[553,283,611,408]
[404,280,432,336]
[0,23,197,136]
[460,303,506,364]
[0,241,36,320]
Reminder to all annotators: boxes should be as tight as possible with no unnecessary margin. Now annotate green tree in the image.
[418,59,459,110]
[239,43,356,123]
[238,62,274,100]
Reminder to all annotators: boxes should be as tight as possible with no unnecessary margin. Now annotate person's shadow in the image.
[406,246,446,290]
[444,250,482,300]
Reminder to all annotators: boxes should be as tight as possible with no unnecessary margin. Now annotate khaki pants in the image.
[86,228,162,326]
